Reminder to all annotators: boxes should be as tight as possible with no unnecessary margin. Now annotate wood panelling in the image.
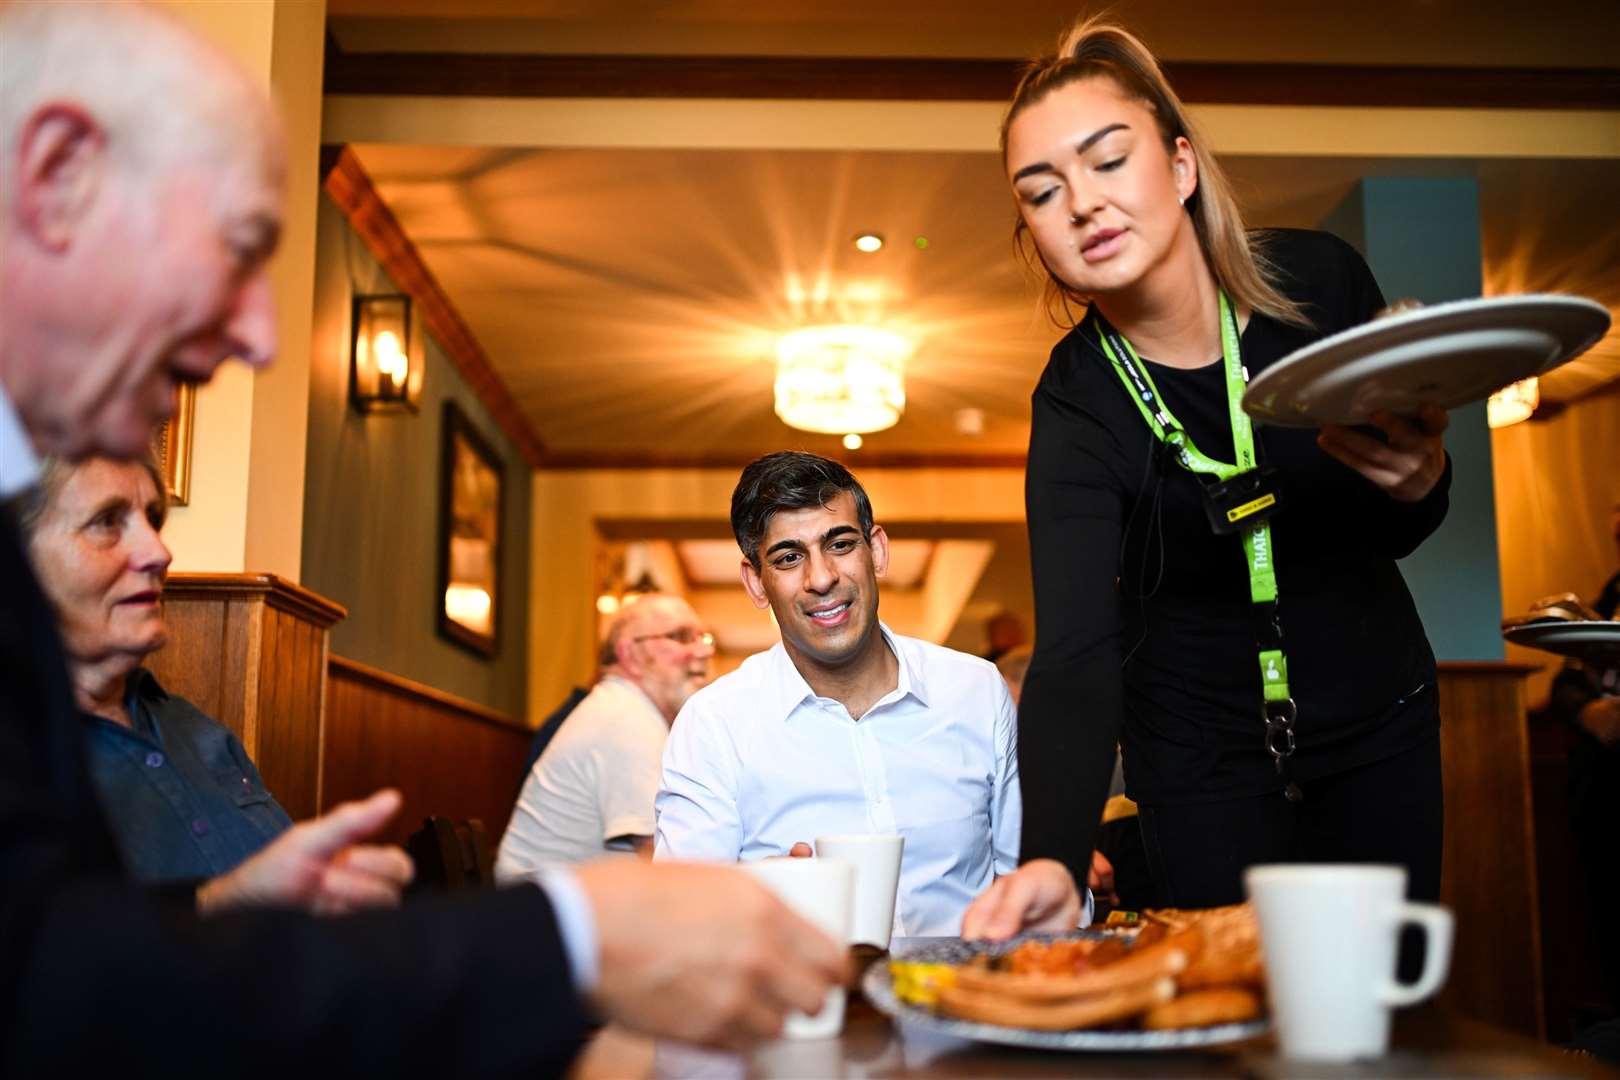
[1435,661,1543,1039]
[326,51,1620,110]
[146,574,345,821]
[1528,710,1610,1042]
[322,148,548,467]
[323,655,531,847]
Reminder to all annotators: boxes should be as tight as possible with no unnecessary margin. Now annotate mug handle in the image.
[1378,902,1454,1007]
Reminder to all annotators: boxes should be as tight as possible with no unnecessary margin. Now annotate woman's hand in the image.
[196,789,413,917]
[1317,403,1448,503]
[961,859,1082,941]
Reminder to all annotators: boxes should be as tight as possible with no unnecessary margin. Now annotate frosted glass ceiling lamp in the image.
[775,325,909,435]
[1487,376,1539,428]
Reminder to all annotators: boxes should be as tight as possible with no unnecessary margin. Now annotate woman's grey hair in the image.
[12,453,168,540]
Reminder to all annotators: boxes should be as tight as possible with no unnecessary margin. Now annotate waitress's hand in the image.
[961,859,1082,941]
[1317,403,1448,503]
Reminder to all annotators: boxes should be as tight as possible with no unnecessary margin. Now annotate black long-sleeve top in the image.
[1018,229,1451,883]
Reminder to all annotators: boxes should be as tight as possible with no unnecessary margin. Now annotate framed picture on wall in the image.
[437,401,504,657]
[150,382,197,506]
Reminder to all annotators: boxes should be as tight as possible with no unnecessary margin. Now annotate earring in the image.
[1178,195,1186,207]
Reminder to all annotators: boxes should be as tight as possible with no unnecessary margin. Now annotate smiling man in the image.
[655,452,1049,936]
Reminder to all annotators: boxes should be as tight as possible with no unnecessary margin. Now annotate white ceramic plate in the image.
[862,935,1269,1052]
[1241,295,1610,428]
[1502,620,1620,662]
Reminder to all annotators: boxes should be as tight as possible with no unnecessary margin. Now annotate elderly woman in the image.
[18,453,293,882]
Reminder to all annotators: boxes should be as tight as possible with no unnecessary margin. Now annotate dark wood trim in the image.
[594,518,1027,542]
[164,572,347,628]
[322,147,548,467]
[1437,660,1543,676]
[326,51,1620,110]
[329,654,526,731]
[538,450,1028,470]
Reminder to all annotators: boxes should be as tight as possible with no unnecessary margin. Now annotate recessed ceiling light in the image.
[854,233,884,253]
[843,433,864,451]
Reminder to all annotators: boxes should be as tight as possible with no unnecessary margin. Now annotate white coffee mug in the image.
[1246,864,1454,1062]
[744,858,854,1040]
[813,834,904,949]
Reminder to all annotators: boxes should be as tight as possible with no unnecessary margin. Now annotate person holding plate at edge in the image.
[964,16,1452,939]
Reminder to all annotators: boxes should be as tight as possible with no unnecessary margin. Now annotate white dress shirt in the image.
[0,383,40,498]
[655,625,1022,937]
[497,675,669,878]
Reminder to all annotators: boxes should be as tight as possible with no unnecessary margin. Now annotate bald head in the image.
[607,594,715,722]
[0,1,276,190]
[0,0,285,460]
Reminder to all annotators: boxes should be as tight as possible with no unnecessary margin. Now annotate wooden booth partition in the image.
[1435,661,1542,1039]
[323,656,532,848]
[147,573,346,821]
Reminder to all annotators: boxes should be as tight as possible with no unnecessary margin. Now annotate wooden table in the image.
[572,996,1617,1078]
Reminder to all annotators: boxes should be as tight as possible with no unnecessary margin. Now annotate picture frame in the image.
[437,400,504,657]
[150,382,197,506]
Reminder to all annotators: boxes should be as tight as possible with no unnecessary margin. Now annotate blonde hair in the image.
[1001,16,1311,330]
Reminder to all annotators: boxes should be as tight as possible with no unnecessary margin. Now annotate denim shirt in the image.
[80,669,292,883]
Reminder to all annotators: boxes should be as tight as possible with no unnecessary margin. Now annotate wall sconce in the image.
[350,293,422,413]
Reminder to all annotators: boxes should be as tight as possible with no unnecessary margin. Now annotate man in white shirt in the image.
[657,452,1073,936]
[499,594,714,874]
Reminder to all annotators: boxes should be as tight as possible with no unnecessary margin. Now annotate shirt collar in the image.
[0,382,40,500]
[599,672,668,724]
[767,622,929,723]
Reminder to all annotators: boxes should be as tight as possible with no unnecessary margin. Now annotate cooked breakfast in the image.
[889,904,1267,1034]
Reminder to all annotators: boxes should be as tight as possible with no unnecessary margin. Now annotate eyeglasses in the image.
[631,628,716,648]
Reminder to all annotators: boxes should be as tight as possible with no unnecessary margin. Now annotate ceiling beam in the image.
[325,51,1620,110]
[324,96,1620,158]
[322,146,549,466]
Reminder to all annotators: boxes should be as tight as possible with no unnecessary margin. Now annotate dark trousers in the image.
[1137,732,1443,909]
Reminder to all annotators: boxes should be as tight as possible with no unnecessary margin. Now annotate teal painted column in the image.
[1319,178,1504,661]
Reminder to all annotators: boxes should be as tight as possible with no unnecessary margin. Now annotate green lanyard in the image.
[1094,294,1301,796]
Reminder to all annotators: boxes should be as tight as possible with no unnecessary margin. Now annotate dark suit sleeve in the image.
[0,517,590,1076]
[1016,382,1130,885]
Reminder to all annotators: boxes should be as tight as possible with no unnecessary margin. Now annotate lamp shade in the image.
[1487,376,1539,428]
[774,324,909,435]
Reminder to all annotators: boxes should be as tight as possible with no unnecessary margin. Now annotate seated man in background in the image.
[656,452,1054,936]
[499,594,714,874]
[18,453,293,882]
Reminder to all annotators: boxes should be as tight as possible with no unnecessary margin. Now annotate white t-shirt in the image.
[496,675,668,877]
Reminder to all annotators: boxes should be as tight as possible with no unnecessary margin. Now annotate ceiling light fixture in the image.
[1487,377,1539,428]
[775,324,909,435]
[854,233,884,253]
[842,433,863,451]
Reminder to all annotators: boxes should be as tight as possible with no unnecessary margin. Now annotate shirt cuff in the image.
[534,867,599,994]
[1078,887,1096,929]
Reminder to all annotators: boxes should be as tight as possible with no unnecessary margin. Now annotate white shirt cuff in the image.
[534,867,599,993]
[1079,887,1096,929]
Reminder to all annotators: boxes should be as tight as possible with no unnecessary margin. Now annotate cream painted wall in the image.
[529,467,1024,724]
[157,0,325,578]
[1493,393,1620,707]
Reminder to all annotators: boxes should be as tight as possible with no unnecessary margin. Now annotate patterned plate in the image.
[862,934,1270,1052]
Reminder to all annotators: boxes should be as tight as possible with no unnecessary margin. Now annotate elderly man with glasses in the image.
[499,595,716,873]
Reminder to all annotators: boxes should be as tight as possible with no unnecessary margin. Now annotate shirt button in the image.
[191,818,210,837]
[144,752,164,768]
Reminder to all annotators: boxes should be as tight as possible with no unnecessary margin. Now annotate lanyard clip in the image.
[1263,697,1297,763]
